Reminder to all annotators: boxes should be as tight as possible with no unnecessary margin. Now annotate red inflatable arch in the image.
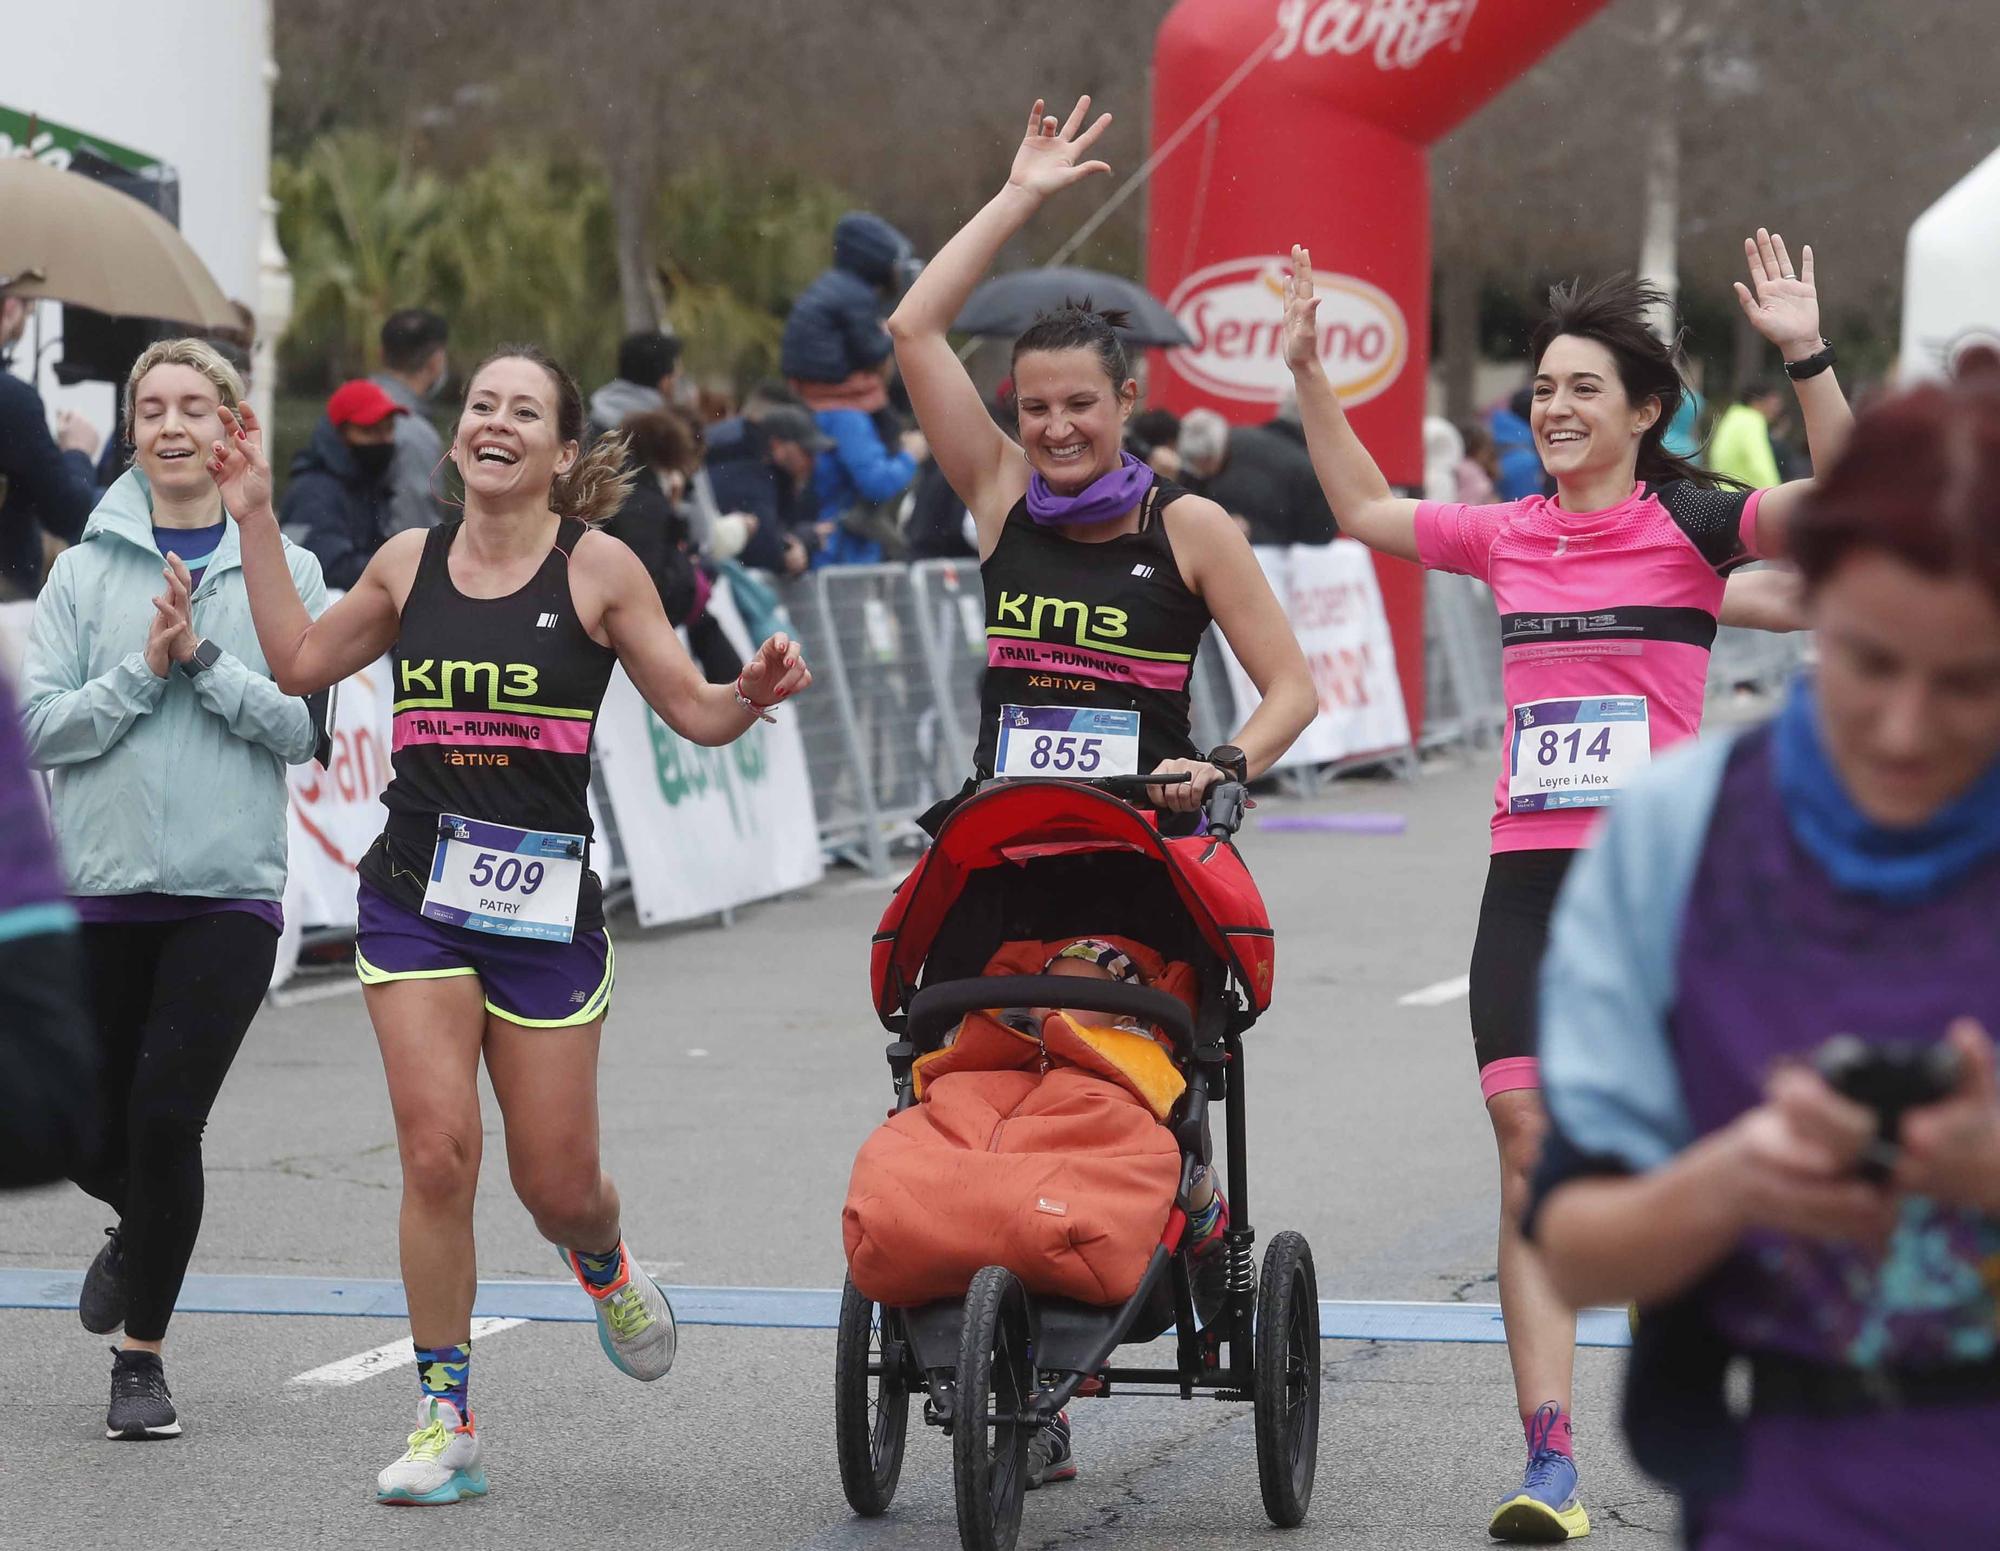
[1147,0,1610,732]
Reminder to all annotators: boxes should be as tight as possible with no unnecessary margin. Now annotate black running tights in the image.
[72,913,277,1341]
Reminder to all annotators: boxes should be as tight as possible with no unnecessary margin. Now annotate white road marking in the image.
[288,1316,528,1386]
[270,977,364,1008]
[1398,974,1471,1008]
[686,1048,709,1058]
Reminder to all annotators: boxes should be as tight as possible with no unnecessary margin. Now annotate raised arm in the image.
[1283,247,1421,562]
[887,96,1113,551]
[209,403,404,693]
[582,532,810,746]
[1729,228,1854,559]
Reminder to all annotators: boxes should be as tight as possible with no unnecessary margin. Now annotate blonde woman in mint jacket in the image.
[20,338,324,1442]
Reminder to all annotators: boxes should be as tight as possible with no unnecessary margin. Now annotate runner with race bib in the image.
[888,95,1315,1485]
[1284,232,1854,1541]
[211,344,809,1507]
[894,95,1315,863]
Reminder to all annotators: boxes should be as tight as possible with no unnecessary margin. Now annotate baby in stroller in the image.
[846,931,1227,1489]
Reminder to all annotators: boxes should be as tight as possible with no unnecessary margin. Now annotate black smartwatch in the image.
[1783,339,1837,381]
[178,638,223,679]
[1206,744,1249,785]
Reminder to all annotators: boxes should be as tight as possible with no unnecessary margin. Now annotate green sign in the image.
[0,105,166,177]
[646,712,769,836]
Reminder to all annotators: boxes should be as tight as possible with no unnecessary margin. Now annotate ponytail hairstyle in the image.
[1009,300,1136,406]
[1529,275,1742,492]
[464,343,637,524]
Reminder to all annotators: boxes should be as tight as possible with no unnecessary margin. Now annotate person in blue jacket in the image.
[781,213,928,564]
[1487,386,1547,502]
[21,337,325,1444]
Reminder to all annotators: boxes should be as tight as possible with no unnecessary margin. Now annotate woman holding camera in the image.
[1529,379,2000,1549]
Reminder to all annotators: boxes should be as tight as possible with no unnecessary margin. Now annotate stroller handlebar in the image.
[906,976,1196,1055]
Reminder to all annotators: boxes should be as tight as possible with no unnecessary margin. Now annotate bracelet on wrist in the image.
[733,676,778,724]
[1783,339,1836,381]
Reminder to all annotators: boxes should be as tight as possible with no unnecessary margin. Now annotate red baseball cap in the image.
[327,379,407,428]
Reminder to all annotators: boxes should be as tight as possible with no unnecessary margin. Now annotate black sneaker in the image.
[1025,1411,1076,1489]
[79,1226,127,1335]
[106,1349,181,1440]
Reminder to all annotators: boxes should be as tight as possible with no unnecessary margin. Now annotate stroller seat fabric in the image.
[843,938,1191,1308]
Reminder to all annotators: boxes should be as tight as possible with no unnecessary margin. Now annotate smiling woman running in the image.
[886,95,1314,1489]
[1284,233,1850,1540]
[889,96,1314,833]
[210,345,810,1505]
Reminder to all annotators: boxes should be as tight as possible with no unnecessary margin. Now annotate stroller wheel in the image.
[952,1265,1034,1551]
[1253,1231,1321,1528]
[835,1276,910,1516]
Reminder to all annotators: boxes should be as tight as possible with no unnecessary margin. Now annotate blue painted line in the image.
[0,1270,1631,1347]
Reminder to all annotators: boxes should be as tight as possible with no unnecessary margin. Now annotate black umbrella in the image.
[952,266,1191,348]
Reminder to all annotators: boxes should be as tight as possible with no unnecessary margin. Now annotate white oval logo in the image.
[1164,257,1408,408]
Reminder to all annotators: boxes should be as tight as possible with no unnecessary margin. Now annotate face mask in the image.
[351,442,395,480]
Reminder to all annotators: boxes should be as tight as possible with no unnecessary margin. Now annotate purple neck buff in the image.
[1026,451,1155,528]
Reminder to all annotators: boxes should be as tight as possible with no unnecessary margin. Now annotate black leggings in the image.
[73,913,277,1341]
[1467,848,1577,1086]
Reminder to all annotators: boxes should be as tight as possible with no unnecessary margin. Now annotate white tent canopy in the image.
[1902,143,2000,383]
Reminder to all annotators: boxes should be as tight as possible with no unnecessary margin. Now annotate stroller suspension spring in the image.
[1226,1229,1256,1296]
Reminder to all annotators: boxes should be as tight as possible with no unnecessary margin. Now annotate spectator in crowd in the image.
[1456,421,1501,504]
[587,331,683,443]
[1423,415,1467,503]
[1662,378,1707,460]
[369,308,451,535]
[0,664,94,1192]
[22,336,324,1441]
[1530,380,2000,1549]
[1706,380,1786,489]
[614,407,745,684]
[1178,405,1336,547]
[1125,406,1183,478]
[704,405,830,576]
[281,379,406,590]
[781,212,927,565]
[0,286,99,598]
[780,211,915,392]
[1488,385,1545,500]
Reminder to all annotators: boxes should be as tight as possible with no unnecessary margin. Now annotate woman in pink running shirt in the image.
[1284,232,1854,1542]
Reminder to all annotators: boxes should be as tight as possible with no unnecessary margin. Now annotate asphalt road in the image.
[0,748,1680,1549]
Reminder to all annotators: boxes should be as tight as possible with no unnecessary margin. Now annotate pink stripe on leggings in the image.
[1479,1055,1540,1102]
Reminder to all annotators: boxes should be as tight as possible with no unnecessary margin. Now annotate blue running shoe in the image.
[1488,1402,1590,1542]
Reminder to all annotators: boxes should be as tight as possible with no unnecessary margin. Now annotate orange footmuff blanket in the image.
[843,938,1194,1309]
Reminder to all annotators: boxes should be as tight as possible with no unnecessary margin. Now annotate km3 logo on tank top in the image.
[974,486,1210,779]
[382,518,616,843]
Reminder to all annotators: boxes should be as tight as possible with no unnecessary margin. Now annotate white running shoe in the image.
[561,1242,677,1382]
[375,1397,486,1506]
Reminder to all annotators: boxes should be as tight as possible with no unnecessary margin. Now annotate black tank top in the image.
[972,480,1211,779]
[359,517,618,927]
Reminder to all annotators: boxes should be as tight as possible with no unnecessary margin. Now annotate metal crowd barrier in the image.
[763,556,1811,876]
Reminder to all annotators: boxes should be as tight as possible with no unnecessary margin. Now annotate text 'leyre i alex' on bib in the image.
[1507,696,1651,813]
[994,705,1142,779]
[422,813,586,943]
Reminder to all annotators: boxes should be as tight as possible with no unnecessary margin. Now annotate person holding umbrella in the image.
[886,95,1316,1486]
[0,284,100,598]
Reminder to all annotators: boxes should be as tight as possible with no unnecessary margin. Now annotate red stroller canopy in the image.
[870,782,1275,1027]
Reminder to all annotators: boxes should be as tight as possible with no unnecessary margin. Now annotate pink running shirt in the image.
[1415,480,1767,853]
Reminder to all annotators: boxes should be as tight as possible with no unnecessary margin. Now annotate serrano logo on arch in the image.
[1165,257,1408,408]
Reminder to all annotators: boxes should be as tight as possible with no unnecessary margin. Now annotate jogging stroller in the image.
[834,774,1320,1550]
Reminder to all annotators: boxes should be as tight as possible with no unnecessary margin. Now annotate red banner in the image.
[1147,0,1610,732]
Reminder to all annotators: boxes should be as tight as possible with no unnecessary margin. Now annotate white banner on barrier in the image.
[1216,540,1411,769]
[590,579,823,928]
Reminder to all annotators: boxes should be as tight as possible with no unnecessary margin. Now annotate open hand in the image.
[207,402,274,519]
[1733,228,1823,361]
[1282,245,1322,374]
[1007,96,1114,201]
[738,631,812,712]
